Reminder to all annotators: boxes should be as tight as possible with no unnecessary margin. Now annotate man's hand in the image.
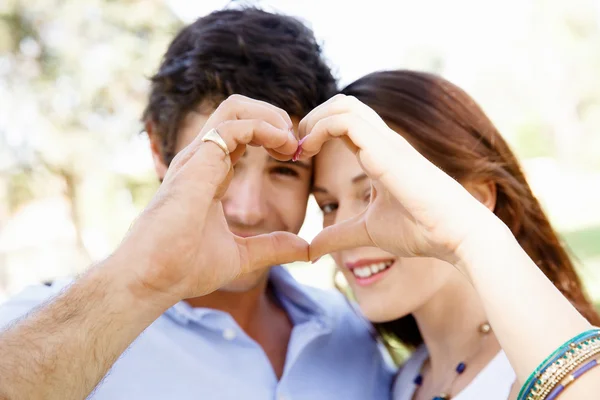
[120,94,310,303]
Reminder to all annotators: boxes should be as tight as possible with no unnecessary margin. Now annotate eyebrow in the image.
[312,173,369,194]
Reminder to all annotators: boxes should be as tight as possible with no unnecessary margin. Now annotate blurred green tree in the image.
[0,0,180,267]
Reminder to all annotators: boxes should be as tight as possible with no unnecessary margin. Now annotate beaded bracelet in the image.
[531,339,600,399]
[518,328,600,400]
[545,356,600,400]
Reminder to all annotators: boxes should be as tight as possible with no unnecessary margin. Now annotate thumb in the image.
[237,232,310,273]
[309,213,374,262]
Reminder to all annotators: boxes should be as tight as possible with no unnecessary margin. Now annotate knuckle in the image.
[221,94,244,110]
[253,119,267,130]
[343,95,360,107]
[239,121,254,143]
[215,120,231,135]
[227,94,244,102]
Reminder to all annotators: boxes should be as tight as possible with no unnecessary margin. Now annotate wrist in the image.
[453,216,518,277]
[102,247,182,315]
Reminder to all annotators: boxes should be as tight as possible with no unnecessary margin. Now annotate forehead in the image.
[314,140,363,186]
[175,109,209,151]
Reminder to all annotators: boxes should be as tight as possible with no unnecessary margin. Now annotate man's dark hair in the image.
[142,7,337,164]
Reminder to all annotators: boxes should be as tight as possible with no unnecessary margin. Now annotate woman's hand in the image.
[299,94,501,265]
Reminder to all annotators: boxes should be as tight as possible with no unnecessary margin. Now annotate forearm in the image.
[0,251,174,400]
[455,221,592,383]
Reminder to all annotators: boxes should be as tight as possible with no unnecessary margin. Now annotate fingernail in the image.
[292,136,307,162]
[292,147,303,162]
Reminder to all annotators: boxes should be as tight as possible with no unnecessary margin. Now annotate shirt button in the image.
[222,328,236,341]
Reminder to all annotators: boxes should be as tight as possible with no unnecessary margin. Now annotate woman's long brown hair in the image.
[342,70,600,348]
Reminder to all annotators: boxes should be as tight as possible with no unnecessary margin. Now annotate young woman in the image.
[297,70,600,400]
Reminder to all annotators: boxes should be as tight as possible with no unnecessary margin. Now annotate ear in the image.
[464,180,497,212]
[146,121,168,181]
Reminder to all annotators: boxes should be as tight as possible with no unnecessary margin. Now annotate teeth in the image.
[352,261,393,279]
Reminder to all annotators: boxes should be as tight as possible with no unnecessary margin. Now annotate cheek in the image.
[352,259,454,322]
[332,252,344,268]
[269,183,310,231]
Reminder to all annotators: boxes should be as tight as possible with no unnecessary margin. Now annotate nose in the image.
[222,170,267,229]
[334,199,365,226]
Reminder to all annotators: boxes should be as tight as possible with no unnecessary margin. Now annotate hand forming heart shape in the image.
[118,95,309,302]
[297,94,500,266]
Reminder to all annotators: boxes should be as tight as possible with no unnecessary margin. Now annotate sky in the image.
[165,0,530,87]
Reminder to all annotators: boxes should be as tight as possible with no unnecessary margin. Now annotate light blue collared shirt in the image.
[0,266,394,399]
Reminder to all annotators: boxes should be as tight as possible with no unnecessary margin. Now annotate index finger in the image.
[298,113,370,159]
[210,95,294,132]
[298,94,343,139]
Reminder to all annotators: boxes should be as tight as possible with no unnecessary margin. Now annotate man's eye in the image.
[272,167,299,177]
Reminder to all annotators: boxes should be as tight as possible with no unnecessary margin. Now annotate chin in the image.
[354,293,413,323]
[220,269,270,292]
[360,304,406,323]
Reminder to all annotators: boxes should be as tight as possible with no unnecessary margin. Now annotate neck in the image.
[185,275,274,332]
[412,265,499,376]
[186,269,293,379]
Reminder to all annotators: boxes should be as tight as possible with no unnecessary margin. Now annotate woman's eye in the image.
[321,203,338,214]
[271,166,299,177]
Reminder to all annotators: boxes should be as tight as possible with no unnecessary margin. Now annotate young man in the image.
[0,8,393,400]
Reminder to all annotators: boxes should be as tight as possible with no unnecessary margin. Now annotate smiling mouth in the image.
[348,260,394,280]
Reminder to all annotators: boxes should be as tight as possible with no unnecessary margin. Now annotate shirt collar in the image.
[269,265,331,326]
[164,266,332,328]
[165,299,215,325]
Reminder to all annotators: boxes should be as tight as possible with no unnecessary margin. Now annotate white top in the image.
[393,345,516,400]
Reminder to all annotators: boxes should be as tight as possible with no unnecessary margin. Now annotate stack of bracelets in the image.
[518,328,600,400]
